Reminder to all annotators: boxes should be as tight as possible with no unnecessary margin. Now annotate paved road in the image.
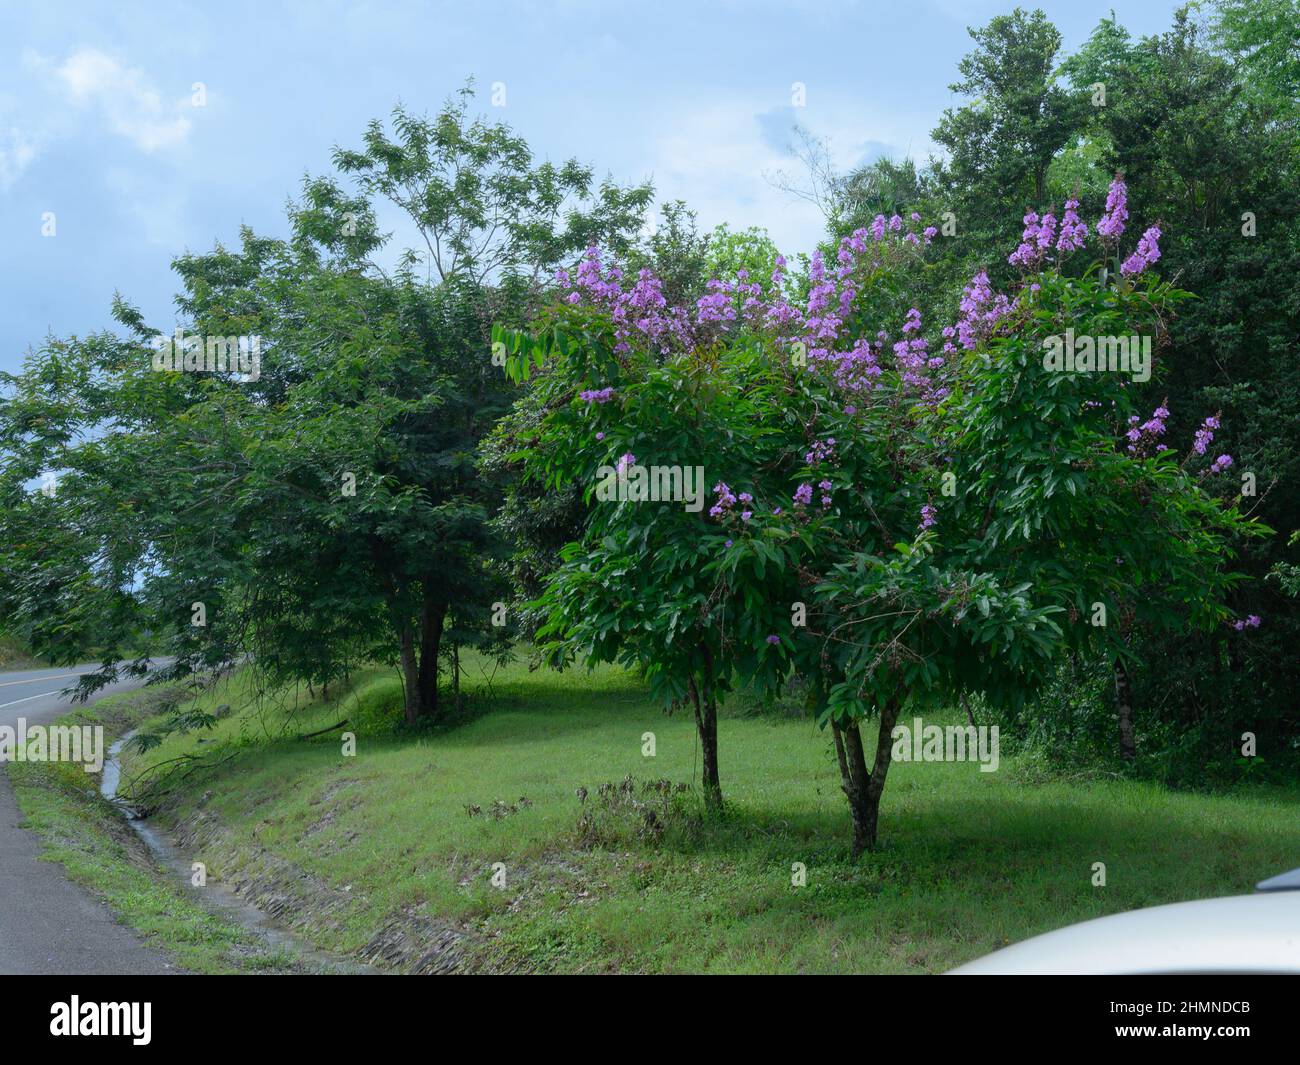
[0,662,177,974]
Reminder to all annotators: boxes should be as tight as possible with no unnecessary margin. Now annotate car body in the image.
[949,869,1300,975]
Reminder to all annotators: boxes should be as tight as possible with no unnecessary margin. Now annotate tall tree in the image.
[931,7,1086,270]
[0,87,652,728]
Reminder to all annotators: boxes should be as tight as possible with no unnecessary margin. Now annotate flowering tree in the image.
[503,179,1260,850]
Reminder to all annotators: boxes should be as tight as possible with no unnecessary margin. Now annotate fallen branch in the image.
[298,718,350,740]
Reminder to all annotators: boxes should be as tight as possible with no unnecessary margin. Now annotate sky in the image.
[0,0,1188,375]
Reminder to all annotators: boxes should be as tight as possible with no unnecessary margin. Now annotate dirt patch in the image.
[163,804,488,974]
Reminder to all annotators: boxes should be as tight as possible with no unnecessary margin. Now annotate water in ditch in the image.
[101,733,371,974]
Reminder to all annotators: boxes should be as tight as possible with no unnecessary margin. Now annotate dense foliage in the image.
[504,183,1259,848]
[1,4,1295,852]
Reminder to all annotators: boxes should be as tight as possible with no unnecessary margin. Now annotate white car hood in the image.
[949,893,1300,974]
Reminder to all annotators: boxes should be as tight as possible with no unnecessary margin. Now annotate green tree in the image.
[506,196,1258,853]
[932,7,1087,270]
[0,89,651,729]
[1056,7,1300,776]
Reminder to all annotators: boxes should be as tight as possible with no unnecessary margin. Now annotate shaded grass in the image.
[112,655,1300,974]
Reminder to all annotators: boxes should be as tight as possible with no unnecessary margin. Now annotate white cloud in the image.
[0,126,38,189]
[26,47,192,154]
[644,100,821,257]
[643,96,913,257]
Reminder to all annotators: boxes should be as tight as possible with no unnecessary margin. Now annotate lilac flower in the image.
[1056,198,1088,253]
[920,504,937,529]
[709,481,738,518]
[1193,414,1220,456]
[616,452,636,473]
[1121,225,1162,276]
[765,634,780,645]
[1211,454,1234,473]
[1035,211,1058,252]
[579,386,616,404]
[805,438,836,465]
[1127,401,1170,452]
[595,431,605,441]
[952,270,1012,351]
[794,483,813,507]
[1008,210,1043,269]
[1096,176,1128,243]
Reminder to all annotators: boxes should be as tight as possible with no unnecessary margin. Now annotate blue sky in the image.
[0,0,1185,374]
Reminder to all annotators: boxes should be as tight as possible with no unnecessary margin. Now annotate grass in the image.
[91,651,1300,974]
[4,688,325,974]
[0,635,50,670]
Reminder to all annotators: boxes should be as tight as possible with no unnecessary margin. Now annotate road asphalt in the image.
[0,663,177,975]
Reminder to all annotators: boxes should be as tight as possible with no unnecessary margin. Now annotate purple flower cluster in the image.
[709,481,737,518]
[1231,614,1261,631]
[1056,198,1088,254]
[1126,402,1169,453]
[1008,210,1047,269]
[561,249,694,355]
[919,504,937,530]
[1120,225,1162,277]
[1096,176,1128,243]
[1193,414,1220,456]
[949,271,1012,352]
[894,308,942,392]
[563,181,1196,497]
[1210,454,1234,474]
[804,437,836,465]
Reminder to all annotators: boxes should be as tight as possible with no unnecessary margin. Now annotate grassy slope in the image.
[0,636,48,670]
[5,689,320,973]
[108,653,1300,974]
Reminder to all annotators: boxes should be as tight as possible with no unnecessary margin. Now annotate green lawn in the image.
[91,655,1300,974]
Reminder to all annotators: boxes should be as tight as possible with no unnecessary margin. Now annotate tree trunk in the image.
[833,697,903,857]
[1114,659,1136,761]
[416,591,447,722]
[832,720,872,856]
[863,697,902,848]
[688,674,722,811]
[399,623,420,726]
